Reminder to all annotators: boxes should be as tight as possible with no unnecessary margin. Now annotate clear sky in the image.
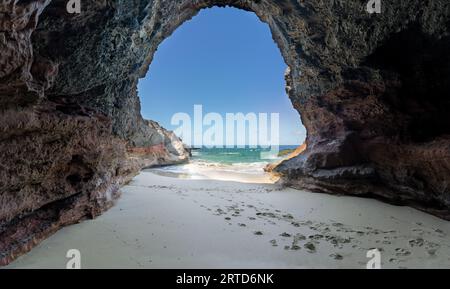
[138,7,306,146]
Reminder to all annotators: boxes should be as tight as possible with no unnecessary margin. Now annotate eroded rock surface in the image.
[1,0,449,265]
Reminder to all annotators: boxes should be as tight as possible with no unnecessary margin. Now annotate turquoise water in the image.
[192,146,299,164]
[149,146,299,178]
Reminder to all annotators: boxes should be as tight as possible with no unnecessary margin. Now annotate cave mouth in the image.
[136,6,306,181]
[2,0,450,268]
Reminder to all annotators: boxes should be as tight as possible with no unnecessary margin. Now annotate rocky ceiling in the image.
[0,0,449,265]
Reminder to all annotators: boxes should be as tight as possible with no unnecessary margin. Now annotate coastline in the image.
[147,159,279,184]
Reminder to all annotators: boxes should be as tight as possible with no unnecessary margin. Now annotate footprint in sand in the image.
[330,253,343,260]
[408,238,424,247]
[434,228,445,235]
[395,248,411,256]
[304,242,316,253]
[286,233,306,251]
[309,234,324,240]
[282,214,294,220]
[269,240,278,247]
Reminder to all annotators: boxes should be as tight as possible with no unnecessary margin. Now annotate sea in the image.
[147,146,299,182]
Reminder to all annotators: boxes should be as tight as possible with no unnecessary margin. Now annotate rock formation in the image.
[0,0,449,265]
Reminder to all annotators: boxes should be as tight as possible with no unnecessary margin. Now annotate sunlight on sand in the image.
[147,162,280,184]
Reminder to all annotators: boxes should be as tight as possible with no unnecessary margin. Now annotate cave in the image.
[1,0,449,267]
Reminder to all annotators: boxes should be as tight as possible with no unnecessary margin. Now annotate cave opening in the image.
[137,6,306,177]
[2,0,450,269]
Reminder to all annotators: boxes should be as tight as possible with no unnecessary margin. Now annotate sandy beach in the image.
[7,169,450,269]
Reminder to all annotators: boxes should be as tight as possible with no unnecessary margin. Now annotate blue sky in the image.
[138,7,306,146]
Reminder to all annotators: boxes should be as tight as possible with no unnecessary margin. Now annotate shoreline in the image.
[7,170,450,269]
[146,160,279,184]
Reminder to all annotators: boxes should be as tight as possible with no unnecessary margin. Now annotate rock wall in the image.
[0,0,189,265]
[1,0,449,265]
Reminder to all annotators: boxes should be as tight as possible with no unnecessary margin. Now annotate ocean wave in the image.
[150,160,269,175]
[192,160,268,174]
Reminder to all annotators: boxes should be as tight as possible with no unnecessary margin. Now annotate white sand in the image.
[7,171,450,269]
